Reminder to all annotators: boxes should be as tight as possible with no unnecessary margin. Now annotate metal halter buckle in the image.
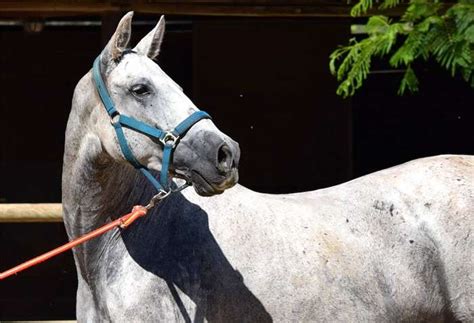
[160,132,179,147]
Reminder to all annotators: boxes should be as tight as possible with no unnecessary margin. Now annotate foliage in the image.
[329,0,474,98]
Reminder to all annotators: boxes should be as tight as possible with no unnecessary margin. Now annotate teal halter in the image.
[92,55,211,193]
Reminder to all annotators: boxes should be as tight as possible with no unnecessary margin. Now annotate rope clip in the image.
[145,189,171,210]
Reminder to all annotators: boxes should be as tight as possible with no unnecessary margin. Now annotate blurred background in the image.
[0,1,472,320]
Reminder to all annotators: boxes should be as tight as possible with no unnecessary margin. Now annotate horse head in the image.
[89,12,240,196]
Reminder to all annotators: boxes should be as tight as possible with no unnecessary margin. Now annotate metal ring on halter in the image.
[160,132,179,148]
[110,113,121,126]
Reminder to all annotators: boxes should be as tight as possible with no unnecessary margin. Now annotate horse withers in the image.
[62,12,473,322]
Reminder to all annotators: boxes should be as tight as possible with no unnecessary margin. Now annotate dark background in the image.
[0,14,472,320]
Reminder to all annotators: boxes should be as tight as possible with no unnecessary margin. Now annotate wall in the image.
[193,18,352,193]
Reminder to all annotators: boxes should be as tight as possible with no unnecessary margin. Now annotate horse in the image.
[62,12,473,322]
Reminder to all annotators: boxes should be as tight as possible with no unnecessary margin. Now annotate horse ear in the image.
[101,11,133,63]
[134,15,165,60]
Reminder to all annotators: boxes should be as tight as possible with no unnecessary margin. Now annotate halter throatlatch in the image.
[92,56,211,193]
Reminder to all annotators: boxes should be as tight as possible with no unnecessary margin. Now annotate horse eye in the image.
[130,84,150,96]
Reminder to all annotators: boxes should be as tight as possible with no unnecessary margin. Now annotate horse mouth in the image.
[189,169,238,196]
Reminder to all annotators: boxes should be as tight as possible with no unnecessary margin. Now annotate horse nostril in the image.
[217,143,233,174]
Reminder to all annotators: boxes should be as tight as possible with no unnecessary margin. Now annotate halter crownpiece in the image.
[92,55,211,194]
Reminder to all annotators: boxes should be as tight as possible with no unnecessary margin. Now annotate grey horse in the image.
[62,12,473,322]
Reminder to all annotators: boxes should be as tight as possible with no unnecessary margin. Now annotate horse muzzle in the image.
[173,129,240,196]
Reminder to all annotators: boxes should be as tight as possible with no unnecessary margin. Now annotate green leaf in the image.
[351,0,374,17]
[403,1,442,22]
[398,65,419,94]
[331,0,474,97]
[379,0,402,10]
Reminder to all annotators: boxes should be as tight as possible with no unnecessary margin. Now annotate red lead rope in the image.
[0,205,148,280]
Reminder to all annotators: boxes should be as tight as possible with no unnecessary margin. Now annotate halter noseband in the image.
[92,55,211,194]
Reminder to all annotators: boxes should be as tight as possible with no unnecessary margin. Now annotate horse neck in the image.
[64,137,151,235]
[62,73,154,238]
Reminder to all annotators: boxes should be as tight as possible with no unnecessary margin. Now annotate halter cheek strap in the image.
[92,56,211,193]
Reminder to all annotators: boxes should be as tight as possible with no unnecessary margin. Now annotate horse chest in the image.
[95,244,200,322]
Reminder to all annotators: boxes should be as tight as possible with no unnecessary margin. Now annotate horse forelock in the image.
[114,49,137,63]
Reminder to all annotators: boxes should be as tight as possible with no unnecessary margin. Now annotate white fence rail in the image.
[0,204,62,222]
